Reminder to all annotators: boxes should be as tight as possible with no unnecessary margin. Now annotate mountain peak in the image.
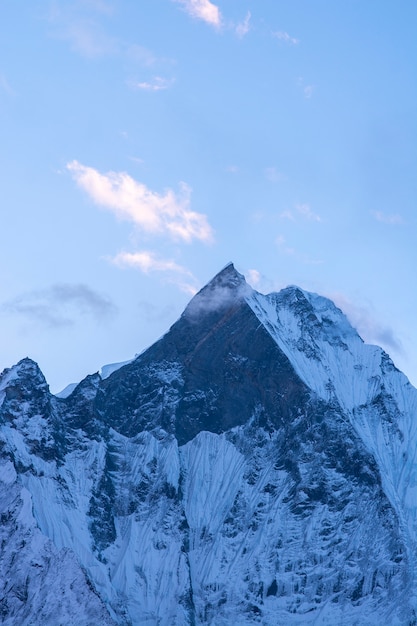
[184,262,251,319]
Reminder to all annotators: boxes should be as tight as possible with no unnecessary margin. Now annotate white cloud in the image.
[273,31,299,45]
[371,210,405,225]
[128,76,174,91]
[112,250,191,275]
[112,251,198,294]
[236,11,251,38]
[246,269,261,288]
[174,0,221,27]
[67,161,214,243]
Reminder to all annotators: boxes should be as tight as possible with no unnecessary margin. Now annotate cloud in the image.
[297,77,315,99]
[112,250,191,275]
[185,280,251,320]
[276,234,296,256]
[371,210,405,225]
[295,203,321,222]
[173,0,221,27]
[246,269,261,288]
[2,284,116,328]
[236,11,251,38]
[128,76,174,91]
[0,73,16,97]
[51,14,119,58]
[279,210,295,221]
[67,161,214,243]
[112,251,198,295]
[331,293,403,354]
[273,31,299,45]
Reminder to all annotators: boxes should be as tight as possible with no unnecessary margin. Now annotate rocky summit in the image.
[0,263,416,625]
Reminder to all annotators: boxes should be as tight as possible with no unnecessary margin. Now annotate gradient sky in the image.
[1,0,416,392]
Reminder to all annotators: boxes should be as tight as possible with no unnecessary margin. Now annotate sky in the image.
[0,0,416,392]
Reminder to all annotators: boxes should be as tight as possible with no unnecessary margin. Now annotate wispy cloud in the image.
[112,251,198,294]
[235,11,251,38]
[173,0,222,28]
[2,284,116,328]
[128,76,174,91]
[280,203,322,222]
[49,7,119,59]
[47,3,175,85]
[0,73,16,97]
[273,31,299,45]
[371,210,405,225]
[297,77,315,99]
[331,293,403,354]
[295,203,321,222]
[112,250,191,275]
[67,161,214,243]
[276,234,296,256]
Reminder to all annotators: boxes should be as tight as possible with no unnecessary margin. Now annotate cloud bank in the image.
[2,284,116,328]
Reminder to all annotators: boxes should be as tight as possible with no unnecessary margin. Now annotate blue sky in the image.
[1,0,416,392]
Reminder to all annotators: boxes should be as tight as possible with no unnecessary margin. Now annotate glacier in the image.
[0,263,416,625]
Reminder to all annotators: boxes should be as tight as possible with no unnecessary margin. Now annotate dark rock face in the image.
[96,285,311,445]
[0,263,415,626]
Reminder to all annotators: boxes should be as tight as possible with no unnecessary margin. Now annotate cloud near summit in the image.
[67,161,213,243]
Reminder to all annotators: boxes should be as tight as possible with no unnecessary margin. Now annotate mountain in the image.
[0,263,416,625]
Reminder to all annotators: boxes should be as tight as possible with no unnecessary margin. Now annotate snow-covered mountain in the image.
[1,263,416,625]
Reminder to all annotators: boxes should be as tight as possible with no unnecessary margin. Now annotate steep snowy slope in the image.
[0,263,415,625]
